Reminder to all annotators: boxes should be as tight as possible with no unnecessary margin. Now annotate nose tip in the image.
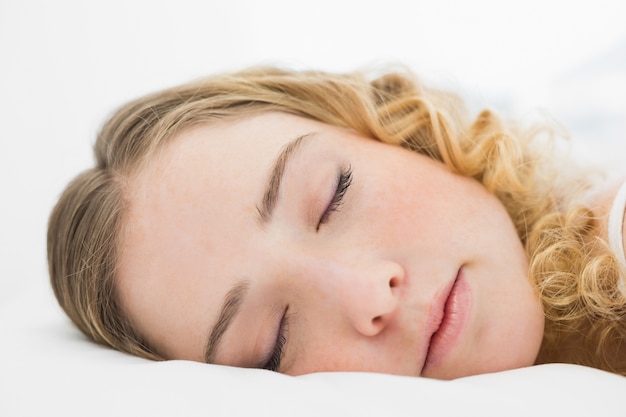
[353,263,405,337]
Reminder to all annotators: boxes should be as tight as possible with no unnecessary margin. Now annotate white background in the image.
[1,0,625,307]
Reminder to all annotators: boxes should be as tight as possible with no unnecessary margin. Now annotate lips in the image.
[420,268,471,374]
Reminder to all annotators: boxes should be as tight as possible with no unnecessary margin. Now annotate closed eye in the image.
[318,165,352,230]
[262,306,289,372]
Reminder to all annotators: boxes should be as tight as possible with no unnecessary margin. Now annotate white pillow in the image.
[1,282,625,417]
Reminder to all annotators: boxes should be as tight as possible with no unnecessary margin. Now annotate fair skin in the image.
[117,111,547,380]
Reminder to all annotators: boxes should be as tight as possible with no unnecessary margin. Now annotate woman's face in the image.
[117,112,544,379]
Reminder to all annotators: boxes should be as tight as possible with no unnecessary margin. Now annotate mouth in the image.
[420,267,471,375]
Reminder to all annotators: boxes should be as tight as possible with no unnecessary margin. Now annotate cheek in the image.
[288,335,410,376]
[363,174,466,248]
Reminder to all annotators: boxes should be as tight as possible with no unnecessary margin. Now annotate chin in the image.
[425,343,542,380]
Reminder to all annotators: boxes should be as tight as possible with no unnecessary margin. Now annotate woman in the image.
[47,66,626,379]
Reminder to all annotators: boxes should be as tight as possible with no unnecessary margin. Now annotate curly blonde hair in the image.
[47,66,626,373]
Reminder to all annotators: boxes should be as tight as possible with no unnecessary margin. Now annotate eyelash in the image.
[318,165,353,228]
[263,307,289,372]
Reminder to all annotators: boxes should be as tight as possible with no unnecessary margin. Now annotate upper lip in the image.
[419,269,459,375]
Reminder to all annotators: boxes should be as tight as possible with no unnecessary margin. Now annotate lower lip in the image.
[423,269,471,372]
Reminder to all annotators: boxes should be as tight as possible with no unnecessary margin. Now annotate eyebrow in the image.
[256,133,313,224]
[204,280,250,364]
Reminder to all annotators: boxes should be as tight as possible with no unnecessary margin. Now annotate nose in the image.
[329,259,406,337]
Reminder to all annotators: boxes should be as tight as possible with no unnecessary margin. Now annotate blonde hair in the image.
[48,66,626,373]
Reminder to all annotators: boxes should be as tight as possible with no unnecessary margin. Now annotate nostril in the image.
[389,276,399,288]
[372,316,382,325]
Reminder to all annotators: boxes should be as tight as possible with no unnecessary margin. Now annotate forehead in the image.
[127,111,322,220]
